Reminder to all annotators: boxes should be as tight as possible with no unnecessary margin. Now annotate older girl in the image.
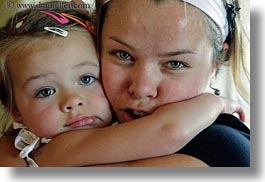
[0,0,249,167]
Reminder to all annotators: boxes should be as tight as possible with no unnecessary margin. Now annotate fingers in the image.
[236,106,246,122]
[220,96,245,122]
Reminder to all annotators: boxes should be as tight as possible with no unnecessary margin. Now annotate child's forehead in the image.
[8,32,99,81]
[11,29,93,56]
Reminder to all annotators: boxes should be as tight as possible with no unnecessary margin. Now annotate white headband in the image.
[181,0,228,43]
[103,0,229,43]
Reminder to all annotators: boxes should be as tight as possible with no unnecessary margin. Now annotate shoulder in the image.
[178,114,250,167]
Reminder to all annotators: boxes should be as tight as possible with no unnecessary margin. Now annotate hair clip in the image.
[85,21,96,36]
[61,13,86,27]
[40,11,69,24]
[40,11,96,36]
[61,13,96,36]
[225,3,241,45]
[44,27,68,37]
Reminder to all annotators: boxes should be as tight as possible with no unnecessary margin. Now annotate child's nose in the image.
[61,94,84,112]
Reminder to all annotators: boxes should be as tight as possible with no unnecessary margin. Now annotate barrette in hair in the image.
[40,11,69,24]
[40,10,96,36]
[44,27,68,37]
[225,2,241,45]
[61,13,96,36]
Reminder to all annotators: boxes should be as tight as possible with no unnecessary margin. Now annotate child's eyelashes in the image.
[34,74,96,98]
[36,87,56,98]
[79,74,97,86]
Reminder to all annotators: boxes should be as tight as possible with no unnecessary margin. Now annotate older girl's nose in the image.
[128,67,160,99]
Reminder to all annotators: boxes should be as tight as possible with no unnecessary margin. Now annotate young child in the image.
[0,1,113,166]
[0,1,246,167]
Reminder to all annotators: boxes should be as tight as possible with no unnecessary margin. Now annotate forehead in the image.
[9,30,97,65]
[7,30,99,81]
[103,0,209,52]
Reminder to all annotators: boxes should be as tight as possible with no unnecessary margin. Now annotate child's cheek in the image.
[30,106,63,138]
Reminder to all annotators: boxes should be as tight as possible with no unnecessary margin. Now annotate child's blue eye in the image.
[36,88,56,98]
[79,74,96,85]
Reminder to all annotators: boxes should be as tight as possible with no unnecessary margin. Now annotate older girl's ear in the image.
[223,42,229,52]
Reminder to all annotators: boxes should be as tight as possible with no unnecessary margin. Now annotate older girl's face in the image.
[101,0,217,123]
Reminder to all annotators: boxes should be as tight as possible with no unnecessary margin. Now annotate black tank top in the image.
[178,114,250,167]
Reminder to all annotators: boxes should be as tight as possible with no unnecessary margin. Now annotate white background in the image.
[0,0,264,181]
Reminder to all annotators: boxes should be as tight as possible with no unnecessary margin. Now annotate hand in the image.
[218,96,245,122]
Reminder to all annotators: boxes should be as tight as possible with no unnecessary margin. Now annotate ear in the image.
[211,60,221,76]
[209,42,228,83]
[11,107,23,122]
[223,42,229,52]
[210,61,221,85]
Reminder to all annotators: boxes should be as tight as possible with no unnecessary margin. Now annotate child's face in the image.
[9,30,112,138]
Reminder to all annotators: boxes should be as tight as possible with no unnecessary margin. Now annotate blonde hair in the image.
[226,0,250,103]
[0,1,96,135]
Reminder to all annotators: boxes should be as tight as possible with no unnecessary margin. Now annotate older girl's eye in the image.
[36,87,56,98]
[166,61,186,69]
[111,50,133,61]
[79,74,96,85]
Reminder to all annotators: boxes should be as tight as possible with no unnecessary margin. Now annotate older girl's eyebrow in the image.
[110,36,136,52]
[158,49,195,57]
[110,36,194,57]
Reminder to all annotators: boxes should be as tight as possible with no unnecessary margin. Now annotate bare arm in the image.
[0,132,207,167]
[0,134,27,166]
[32,93,243,166]
[94,153,209,167]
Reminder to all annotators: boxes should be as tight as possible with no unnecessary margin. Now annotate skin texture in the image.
[0,1,246,167]
[94,154,208,167]
[100,0,217,123]
[0,134,27,166]
[9,30,112,139]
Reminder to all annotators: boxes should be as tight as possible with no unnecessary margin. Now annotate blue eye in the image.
[112,50,133,61]
[167,61,186,69]
[36,88,56,98]
[79,74,96,85]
